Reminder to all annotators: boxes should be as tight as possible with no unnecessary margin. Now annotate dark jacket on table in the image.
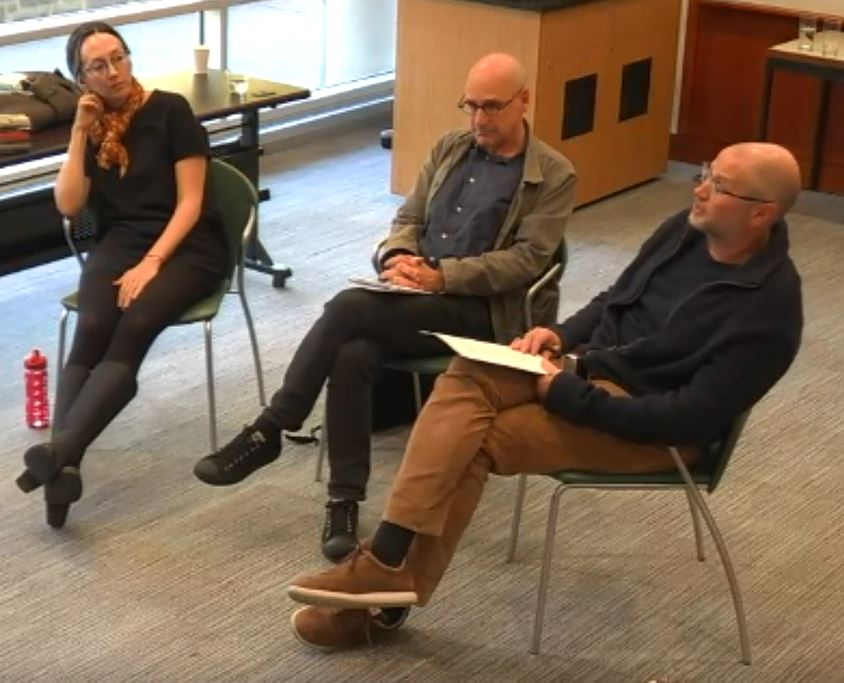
[546,209,803,448]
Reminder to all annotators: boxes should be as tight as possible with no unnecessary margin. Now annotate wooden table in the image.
[0,70,310,286]
[758,36,844,191]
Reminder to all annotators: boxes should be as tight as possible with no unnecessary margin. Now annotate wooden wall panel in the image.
[671,0,844,194]
[394,0,681,204]
[534,0,681,205]
[822,83,844,169]
[392,0,540,195]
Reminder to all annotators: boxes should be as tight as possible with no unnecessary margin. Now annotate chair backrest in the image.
[62,158,257,278]
[704,409,751,493]
[557,238,569,277]
[206,158,259,279]
[524,238,568,328]
[62,211,97,266]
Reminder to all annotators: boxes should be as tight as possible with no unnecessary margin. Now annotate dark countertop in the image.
[0,70,309,170]
[464,0,600,11]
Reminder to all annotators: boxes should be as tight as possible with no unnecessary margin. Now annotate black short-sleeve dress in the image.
[84,90,227,278]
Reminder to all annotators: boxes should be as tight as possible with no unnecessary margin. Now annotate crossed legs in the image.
[287,358,698,645]
[18,252,220,527]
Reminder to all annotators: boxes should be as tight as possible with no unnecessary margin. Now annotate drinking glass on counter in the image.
[798,13,817,51]
[821,18,842,57]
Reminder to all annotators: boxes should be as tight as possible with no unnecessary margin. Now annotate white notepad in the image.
[348,276,433,295]
[422,331,549,375]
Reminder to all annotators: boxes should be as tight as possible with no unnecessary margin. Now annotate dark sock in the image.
[371,520,415,568]
[252,414,282,446]
[378,606,410,629]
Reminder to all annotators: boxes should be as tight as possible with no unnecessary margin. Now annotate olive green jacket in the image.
[383,127,577,343]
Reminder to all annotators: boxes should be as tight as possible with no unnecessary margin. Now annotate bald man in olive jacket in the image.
[194,53,577,562]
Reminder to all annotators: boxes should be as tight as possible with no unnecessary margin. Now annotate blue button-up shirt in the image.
[420,145,524,262]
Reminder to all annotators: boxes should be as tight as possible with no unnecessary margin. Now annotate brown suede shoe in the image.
[288,548,418,609]
[290,606,407,651]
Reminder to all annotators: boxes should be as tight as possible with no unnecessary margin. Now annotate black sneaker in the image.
[193,425,281,486]
[375,606,410,630]
[321,499,359,563]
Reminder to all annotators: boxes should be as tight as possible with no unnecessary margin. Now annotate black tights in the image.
[66,259,220,373]
[44,237,223,471]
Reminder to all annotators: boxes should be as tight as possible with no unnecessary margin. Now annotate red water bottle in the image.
[24,348,50,429]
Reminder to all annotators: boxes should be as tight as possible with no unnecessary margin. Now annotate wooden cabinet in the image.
[392,0,683,206]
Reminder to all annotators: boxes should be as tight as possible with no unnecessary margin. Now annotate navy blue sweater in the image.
[546,209,803,447]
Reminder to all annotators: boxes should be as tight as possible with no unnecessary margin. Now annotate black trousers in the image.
[260,287,494,500]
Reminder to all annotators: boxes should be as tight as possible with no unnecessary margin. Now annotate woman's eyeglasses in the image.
[83,51,130,78]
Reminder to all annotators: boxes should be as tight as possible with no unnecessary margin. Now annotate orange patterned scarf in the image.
[89,78,146,177]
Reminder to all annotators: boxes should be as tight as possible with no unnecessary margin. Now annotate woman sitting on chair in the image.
[16,21,227,528]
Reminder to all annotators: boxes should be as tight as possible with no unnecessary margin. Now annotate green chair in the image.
[314,240,568,482]
[506,411,752,663]
[56,158,267,451]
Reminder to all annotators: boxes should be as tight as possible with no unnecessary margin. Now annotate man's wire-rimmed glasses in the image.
[693,162,774,203]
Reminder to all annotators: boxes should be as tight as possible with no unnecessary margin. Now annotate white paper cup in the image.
[193,45,210,74]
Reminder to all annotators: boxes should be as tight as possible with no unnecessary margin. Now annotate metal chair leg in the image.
[685,488,706,561]
[530,484,568,655]
[669,448,751,665]
[55,309,70,439]
[57,309,69,380]
[237,276,266,407]
[411,372,422,414]
[315,403,327,482]
[506,474,528,562]
[203,321,218,452]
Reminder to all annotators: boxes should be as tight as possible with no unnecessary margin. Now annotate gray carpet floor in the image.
[1,121,842,682]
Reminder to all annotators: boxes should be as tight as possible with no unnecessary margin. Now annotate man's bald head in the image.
[462,53,529,156]
[690,142,802,261]
[465,53,527,94]
[722,143,802,216]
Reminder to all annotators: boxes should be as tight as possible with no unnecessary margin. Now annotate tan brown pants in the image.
[383,357,698,606]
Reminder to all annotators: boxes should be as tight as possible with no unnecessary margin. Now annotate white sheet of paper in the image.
[348,276,433,295]
[423,331,549,375]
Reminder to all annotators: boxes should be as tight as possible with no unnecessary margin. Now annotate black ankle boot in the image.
[21,443,62,488]
[16,444,58,494]
[16,469,42,493]
[46,503,71,529]
[43,466,83,529]
[321,499,359,563]
[19,361,136,525]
